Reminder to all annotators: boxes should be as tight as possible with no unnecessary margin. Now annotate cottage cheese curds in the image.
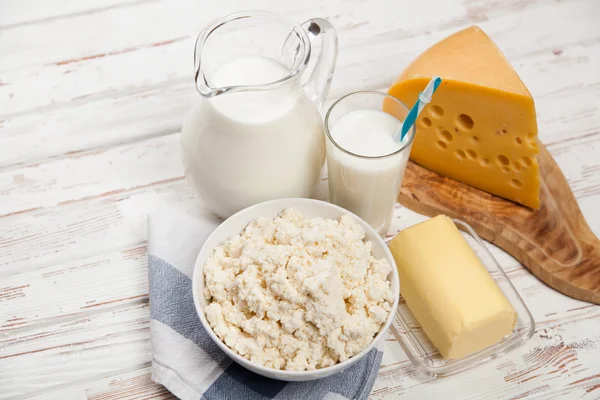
[203,209,394,371]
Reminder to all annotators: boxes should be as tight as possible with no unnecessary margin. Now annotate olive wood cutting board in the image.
[397,142,600,304]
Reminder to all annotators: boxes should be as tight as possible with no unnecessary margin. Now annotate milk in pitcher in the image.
[181,56,325,218]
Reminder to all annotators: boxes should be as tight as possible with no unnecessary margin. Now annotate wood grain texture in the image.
[1,0,598,167]
[2,196,599,398]
[398,143,600,304]
[0,0,599,399]
[0,304,152,400]
[27,368,177,400]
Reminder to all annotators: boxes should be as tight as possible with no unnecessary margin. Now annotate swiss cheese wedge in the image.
[386,26,540,208]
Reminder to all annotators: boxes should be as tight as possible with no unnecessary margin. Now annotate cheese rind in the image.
[386,26,540,208]
[389,215,517,360]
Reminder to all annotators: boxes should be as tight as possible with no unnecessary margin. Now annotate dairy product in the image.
[388,215,517,360]
[181,56,325,219]
[203,209,394,371]
[386,26,540,208]
[326,109,412,236]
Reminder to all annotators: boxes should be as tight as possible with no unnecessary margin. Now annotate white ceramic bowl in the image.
[192,198,399,381]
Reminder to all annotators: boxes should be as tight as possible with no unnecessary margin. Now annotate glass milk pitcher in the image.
[181,12,338,218]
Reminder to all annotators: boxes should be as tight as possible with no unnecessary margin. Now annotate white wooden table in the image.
[1,0,599,399]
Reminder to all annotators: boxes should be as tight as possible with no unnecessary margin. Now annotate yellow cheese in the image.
[386,26,540,208]
[389,215,517,360]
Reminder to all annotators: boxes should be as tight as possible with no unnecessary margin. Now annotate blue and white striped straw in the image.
[394,76,442,142]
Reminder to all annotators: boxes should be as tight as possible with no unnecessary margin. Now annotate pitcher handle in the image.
[301,18,338,111]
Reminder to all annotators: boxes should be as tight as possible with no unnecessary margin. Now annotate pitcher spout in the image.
[193,11,314,99]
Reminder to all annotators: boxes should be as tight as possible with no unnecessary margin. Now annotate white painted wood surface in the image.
[1,0,599,399]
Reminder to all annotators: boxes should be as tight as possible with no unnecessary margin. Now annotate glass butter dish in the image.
[389,218,535,377]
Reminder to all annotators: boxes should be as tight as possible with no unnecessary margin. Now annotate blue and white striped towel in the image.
[147,201,385,400]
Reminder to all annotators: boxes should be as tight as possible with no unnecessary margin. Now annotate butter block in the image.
[389,215,516,360]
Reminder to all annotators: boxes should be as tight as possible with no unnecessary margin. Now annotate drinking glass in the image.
[325,91,415,236]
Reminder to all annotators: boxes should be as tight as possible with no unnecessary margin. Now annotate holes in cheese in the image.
[457,114,474,130]
[437,141,448,150]
[431,105,444,118]
[456,149,467,160]
[497,155,509,166]
[386,25,540,208]
[511,179,523,188]
[440,130,453,142]
[466,149,477,160]
[512,160,523,172]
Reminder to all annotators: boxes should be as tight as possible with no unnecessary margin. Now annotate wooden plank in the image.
[1,38,598,169]
[2,235,597,335]
[25,367,176,400]
[0,82,189,169]
[1,1,598,399]
[0,246,148,333]
[0,181,597,398]
[0,0,598,167]
[0,0,157,29]
[0,171,592,329]
[0,131,598,232]
[0,180,193,275]
[1,110,595,281]
[0,303,151,400]
[21,362,600,400]
[0,184,597,338]
[0,0,561,72]
[85,369,175,400]
[1,296,598,400]
[0,134,184,218]
[27,367,176,400]
[0,144,596,331]
[374,315,600,400]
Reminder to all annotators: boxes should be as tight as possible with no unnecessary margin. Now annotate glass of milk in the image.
[325,91,415,237]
